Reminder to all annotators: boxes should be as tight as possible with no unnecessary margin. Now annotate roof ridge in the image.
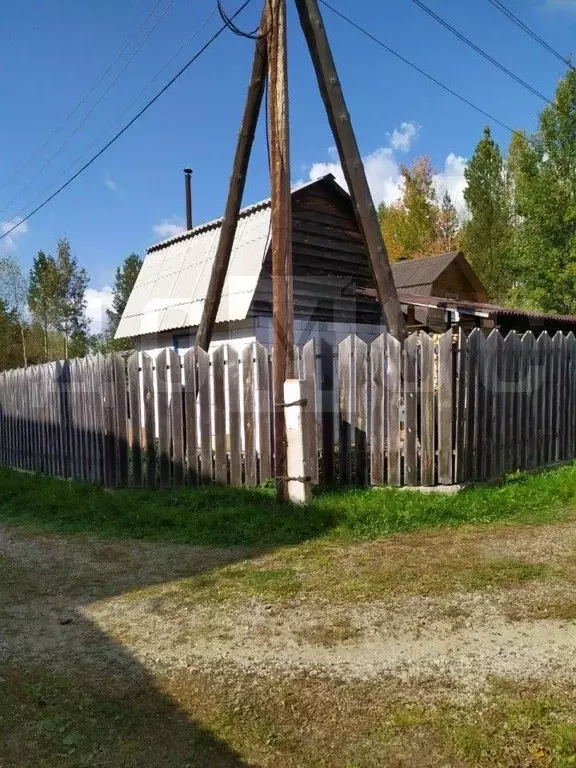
[147,173,339,253]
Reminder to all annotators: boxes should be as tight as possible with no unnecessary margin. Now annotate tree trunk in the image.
[19,324,27,369]
[43,321,48,362]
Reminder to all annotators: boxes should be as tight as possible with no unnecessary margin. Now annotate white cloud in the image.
[152,217,186,240]
[390,121,419,152]
[85,286,113,333]
[304,123,468,216]
[104,171,119,192]
[433,153,468,213]
[308,146,404,207]
[0,217,29,251]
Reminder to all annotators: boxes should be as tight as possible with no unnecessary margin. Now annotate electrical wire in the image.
[217,0,264,39]
[407,0,553,104]
[320,0,536,145]
[6,6,220,222]
[484,0,574,71]
[0,0,254,242]
[0,0,178,217]
[0,0,173,197]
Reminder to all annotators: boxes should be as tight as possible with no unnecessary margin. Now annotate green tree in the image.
[436,191,460,253]
[397,156,439,258]
[0,299,24,371]
[378,157,460,261]
[0,256,29,367]
[462,126,513,301]
[55,238,89,358]
[106,253,142,344]
[508,70,576,313]
[28,251,60,361]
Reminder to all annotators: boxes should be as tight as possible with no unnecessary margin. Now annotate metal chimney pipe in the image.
[184,168,193,230]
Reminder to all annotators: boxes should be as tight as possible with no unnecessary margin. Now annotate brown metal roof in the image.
[397,293,576,325]
[390,251,461,288]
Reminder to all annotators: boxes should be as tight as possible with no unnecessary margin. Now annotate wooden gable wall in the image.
[251,181,383,324]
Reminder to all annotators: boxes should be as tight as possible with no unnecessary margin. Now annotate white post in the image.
[284,378,312,504]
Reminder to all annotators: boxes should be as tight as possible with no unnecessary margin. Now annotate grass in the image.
[0,462,576,548]
[3,465,576,765]
[136,548,560,608]
[5,662,576,767]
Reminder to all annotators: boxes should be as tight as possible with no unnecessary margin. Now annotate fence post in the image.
[284,378,312,504]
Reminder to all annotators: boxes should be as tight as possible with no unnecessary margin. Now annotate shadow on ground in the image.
[0,527,266,767]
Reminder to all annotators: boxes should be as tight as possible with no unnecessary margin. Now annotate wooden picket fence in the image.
[0,328,574,489]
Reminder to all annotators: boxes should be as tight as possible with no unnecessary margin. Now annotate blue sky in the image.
[0,0,574,329]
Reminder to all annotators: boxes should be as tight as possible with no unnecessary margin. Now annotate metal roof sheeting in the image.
[115,200,272,339]
[115,176,339,340]
[397,293,576,324]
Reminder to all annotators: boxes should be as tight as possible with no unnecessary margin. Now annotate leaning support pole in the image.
[195,6,268,352]
[294,0,406,340]
[268,0,294,502]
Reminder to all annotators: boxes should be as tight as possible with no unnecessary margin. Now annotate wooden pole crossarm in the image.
[195,4,269,352]
[293,0,406,340]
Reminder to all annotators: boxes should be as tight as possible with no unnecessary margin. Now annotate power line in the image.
[0,0,254,242]
[407,0,553,105]
[0,0,173,198]
[3,7,220,224]
[0,0,179,219]
[484,0,574,71]
[320,0,531,142]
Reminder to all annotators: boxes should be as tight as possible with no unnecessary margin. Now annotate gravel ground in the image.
[3,521,576,694]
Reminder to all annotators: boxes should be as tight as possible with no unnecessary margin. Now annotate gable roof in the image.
[115,175,346,339]
[391,250,487,296]
[391,251,460,289]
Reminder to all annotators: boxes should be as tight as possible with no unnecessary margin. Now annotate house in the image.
[115,175,489,354]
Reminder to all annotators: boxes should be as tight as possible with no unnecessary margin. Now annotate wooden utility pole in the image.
[195,6,269,352]
[294,0,405,340]
[267,0,294,502]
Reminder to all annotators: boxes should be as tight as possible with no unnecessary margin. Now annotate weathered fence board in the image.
[243,344,257,487]
[302,339,319,485]
[370,333,385,486]
[338,336,353,484]
[168,349,184,486]
[437,329,453,485]
[319,338,334,484]
[255,342,271,483]
[386,334,401,487]
[354,337,368,485]
[183,349,198,484]
[197,347,212,483]
[227,346,242,487]
[141,352,157,487]
[212,345,227,484]
[2,328,576,492]
[127,352,142,487]
[420,331,435,486]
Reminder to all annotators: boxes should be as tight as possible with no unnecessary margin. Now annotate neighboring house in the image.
[115,175,489,354]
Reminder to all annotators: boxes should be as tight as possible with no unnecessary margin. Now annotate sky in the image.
[0,0,575,331]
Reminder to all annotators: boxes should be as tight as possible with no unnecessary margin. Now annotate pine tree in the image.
[28,251,60,361]
[55,238,89,359]
[106,253,142,342]
[462,126,513,301]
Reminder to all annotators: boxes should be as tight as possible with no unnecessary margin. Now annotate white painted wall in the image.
[133,316,387,358]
